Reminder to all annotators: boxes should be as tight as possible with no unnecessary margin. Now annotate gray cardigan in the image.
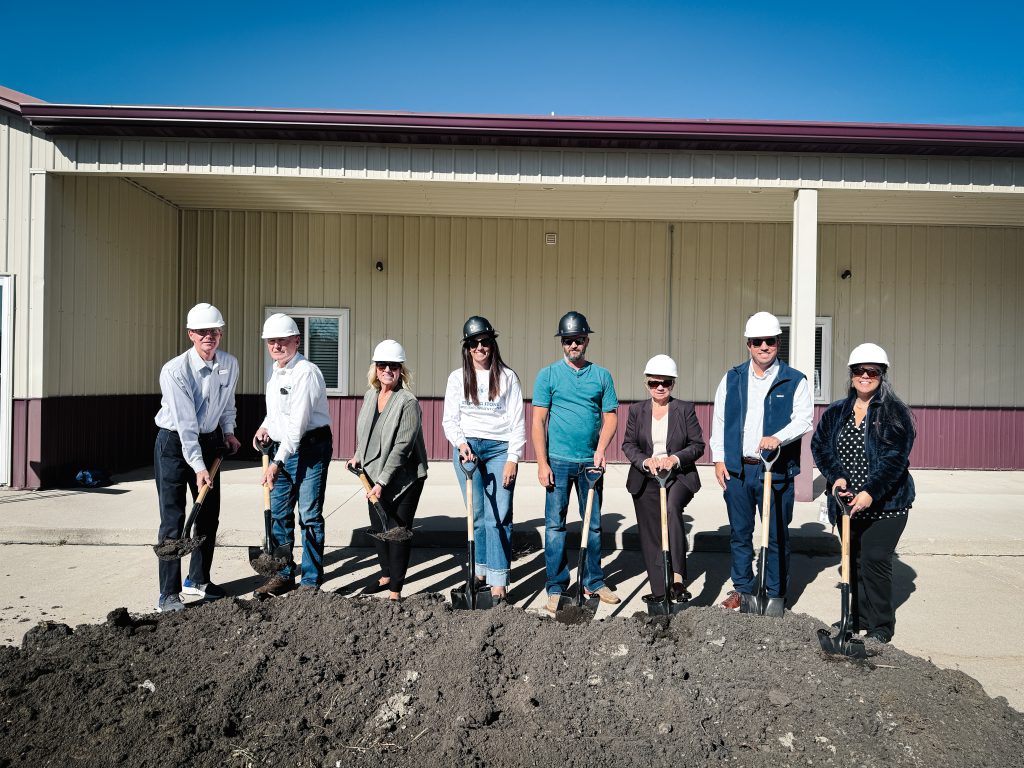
[354,386,428,498]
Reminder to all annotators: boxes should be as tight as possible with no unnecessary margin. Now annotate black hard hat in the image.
[555,311,594,337]
[462,315,498,342]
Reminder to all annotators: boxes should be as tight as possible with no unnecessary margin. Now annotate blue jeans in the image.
[453,438,515,587]
[544,458,605,595]
[270,436,332,587]
[723,466,794,598]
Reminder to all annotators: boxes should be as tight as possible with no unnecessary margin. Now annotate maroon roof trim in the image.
[0,86,45,116]
[14,102,1024,157]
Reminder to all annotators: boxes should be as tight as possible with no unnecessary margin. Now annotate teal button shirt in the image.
[533,360,618,462]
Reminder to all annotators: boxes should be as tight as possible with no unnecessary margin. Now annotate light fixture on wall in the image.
[840,269,852,280]
[375,261,384,272]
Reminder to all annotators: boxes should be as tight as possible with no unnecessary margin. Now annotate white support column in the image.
[791,189,818,502]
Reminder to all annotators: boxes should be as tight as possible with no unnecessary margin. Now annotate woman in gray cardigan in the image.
[348,339,428,600]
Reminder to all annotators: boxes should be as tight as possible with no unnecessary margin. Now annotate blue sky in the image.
[3,1,1022,126]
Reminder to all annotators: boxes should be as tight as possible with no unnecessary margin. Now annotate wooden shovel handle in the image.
[195,455,224,504]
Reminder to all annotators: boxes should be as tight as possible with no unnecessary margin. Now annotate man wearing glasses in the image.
[252,313,333,598]
[154,303,241,612]
[532,310,621,613]
[710,311,813,611]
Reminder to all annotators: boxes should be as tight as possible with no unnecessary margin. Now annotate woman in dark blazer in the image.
[622,355,706,602]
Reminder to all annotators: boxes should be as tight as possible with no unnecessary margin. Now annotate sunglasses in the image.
[747,337,778,348]
[190,328,222,338]
[647,379,675,389]
[465,337,494,349]
[561,336,588,347]
[851,366,882,379]
[375,361,402,371]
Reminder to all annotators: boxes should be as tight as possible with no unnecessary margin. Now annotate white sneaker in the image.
[157,594,185,613]
[181,578,206,597]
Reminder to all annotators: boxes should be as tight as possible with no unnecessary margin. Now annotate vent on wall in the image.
[545,233,557,246]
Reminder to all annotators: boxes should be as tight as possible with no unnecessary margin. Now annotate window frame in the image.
[263,306,349,396]
[776,315,832,404]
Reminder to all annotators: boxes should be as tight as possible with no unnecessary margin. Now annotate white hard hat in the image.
[186,303,225,329]
[372,339,407,363]
[261,313,300,339]
[848,343,890,368]
[743,311,782,338]
[643,354,678,378]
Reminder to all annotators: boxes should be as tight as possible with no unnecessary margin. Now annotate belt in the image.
[160,427,222,443]
[301,425,332,446]
[741,457,761,465]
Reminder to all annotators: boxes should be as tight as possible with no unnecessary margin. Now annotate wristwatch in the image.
[273,459,284,470]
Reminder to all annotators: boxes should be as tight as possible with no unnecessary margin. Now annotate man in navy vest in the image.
[710,311,813,610]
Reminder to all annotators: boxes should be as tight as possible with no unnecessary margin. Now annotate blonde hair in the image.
[367,362,413,392]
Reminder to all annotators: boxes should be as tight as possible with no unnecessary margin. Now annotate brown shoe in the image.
[254,575,295,599]
[720,590,742,610]
[544,593,562,614]
[584,586,621,605]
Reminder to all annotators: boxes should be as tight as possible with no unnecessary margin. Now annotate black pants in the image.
[631,479,693,596]
[369,477,425,592]
[841,513,908,640]
[155,428,222,596]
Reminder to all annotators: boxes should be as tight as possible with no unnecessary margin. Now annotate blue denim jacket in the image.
[811,394,916,524]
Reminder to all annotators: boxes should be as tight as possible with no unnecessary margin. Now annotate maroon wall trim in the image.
[9,396,1023,489]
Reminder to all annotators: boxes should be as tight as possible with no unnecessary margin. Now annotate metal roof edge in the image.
[0,85,46,116]
[16,101,1024,157]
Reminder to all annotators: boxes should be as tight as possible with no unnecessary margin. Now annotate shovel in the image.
[249,444,292,576]
[450,458,494,610]
[554,466,604,623]
[153,455,224,561]
[647,466,688,617]
[817,488,867,658]
[347,463,413,542]
[740,446,785,617]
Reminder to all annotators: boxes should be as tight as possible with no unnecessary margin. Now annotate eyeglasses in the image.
[375,361,402,371]
[851,366,882,379]
[747,337,778,348]
[647,379,675,389]
[561,336,588,347]
[465,337,494,349]
[265,337,293,347]
[190,328,222,338]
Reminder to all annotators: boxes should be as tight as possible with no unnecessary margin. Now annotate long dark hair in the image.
[462,337,512,405]
[848,369,917,446]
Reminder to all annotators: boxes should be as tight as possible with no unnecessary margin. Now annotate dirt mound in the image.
[1,595,1021,767]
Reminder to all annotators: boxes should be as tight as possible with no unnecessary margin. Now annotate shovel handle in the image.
[464,464,475,543]
[261,453,272,508]
[348,463,380,502]
[659,483,670,554]
[184,455,223,537]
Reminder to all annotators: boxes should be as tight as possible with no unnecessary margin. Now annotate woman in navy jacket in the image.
[811,343,916,643]
[622,355,705,602]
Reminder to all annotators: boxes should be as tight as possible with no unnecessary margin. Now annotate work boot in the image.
[254,575,295,600]
[720,590,742,610]
[584,585,621,604]
[544,593,562,614]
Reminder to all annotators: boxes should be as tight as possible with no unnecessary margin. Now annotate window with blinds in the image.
[264,307,350,395]
[776,316,832,403]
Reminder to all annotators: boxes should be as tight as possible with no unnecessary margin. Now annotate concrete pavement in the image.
[0,464,1022,710]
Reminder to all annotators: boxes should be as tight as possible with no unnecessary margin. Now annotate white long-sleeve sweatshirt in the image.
[441,366,526,463]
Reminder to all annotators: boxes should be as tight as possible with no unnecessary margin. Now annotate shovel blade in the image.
[739,592,762,614]
[450,586,495,610]
[764,597,786,618]
[153,535,206,561]
[647,600,686,616]
[555,601,596,625]
[816,628,867,658]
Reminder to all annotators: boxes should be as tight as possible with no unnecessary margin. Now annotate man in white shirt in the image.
[154,303,241,612]
[710,311,813,610]
[252,313,333,598]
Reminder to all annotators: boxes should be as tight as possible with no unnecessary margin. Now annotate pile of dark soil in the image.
[1,595,1021,767]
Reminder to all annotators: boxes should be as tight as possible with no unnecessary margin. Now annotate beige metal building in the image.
[2,84,1023,490]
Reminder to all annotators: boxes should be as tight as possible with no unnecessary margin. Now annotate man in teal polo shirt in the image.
[531,310,621,614]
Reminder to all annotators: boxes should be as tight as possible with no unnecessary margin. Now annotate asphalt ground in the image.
[1,464,1021,711]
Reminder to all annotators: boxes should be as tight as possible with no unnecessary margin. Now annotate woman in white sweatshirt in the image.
[441,316,526,601]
